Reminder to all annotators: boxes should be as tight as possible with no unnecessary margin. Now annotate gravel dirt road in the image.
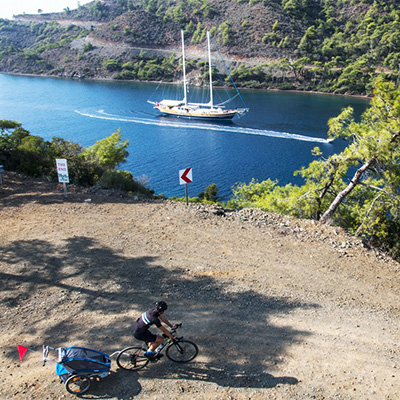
[1,173,399,400]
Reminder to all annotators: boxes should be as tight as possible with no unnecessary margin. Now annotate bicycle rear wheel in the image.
[65,374,91,394]
[166,340,198,363]
[116,346,149,371]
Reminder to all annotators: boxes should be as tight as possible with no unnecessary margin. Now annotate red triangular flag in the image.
[17,345,28,362]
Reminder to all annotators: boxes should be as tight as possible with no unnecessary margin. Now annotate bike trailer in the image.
[56,346,111,381]
[43,345,111,395]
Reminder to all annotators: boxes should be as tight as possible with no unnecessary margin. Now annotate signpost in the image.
[56,159,69,198]
[179,167,193,206]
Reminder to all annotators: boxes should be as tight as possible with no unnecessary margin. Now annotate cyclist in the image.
[133,301,177,360]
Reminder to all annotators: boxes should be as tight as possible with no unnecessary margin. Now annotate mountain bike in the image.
[116,324,198,371]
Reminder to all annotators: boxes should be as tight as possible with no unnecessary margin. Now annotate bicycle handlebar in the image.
[170,323,182,333]
[162,323,182,339]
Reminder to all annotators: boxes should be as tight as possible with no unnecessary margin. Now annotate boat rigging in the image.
[148,30,249,120]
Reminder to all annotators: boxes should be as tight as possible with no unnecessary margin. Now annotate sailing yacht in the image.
[148,30,248,120]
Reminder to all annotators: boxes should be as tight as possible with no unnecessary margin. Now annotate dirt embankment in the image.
[1,173,399,400]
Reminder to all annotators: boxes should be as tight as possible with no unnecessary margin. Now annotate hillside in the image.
[1,0,400,94]
[1,172,400,399]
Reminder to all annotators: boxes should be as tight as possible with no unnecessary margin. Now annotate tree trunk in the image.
[319,158,375,223]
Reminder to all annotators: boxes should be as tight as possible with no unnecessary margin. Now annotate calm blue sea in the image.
[0,73,369,199]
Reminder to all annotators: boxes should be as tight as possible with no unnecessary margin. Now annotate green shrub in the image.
[97,169,153,196]
[116,70,136,80]
[122,61,134,70]
[82,42,94,52]
[0,121,135,188]
[102,59,122,72]
[199,183,219,202]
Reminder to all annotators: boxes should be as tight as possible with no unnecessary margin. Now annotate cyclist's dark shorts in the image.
[133,329,157,343]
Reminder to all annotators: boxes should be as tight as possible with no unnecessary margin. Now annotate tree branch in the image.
[358,181,400,202]
[320,158,375,223]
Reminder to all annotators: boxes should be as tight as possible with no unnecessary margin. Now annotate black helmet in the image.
[155,301,168,312]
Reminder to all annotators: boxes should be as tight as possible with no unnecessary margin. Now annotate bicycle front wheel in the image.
[166,340,198,363]
[116,346,149,371]
[65,374,91,394]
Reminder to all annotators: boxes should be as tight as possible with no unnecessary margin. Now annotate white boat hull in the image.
[155,105,243,120]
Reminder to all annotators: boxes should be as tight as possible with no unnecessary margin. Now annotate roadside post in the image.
[0,165,4,185]
[179,167,193,206]
[56,159,69,198]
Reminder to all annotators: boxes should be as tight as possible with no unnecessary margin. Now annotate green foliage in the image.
[88,0,108,20]
[184,20,196,36]
[298,25,320,54]
[169,195,203,204]
[282,0,322,24]
[116,70,136,80]
[164,4,185,24]
[218,22,231,45]
[82,41,94,53]
[262,32,279,45]
[13,135,51,176]
[122,61,134,70]
[97,169,154,196]
[198,183,219,202]
[229,64,267,87]
[333,59,374,94]
[0,120,154,196]
[171,183,220,204]
[103,59,122,72]
[0,120,21,131]
[3,0,400,94]
[227,178,306,215]
[116,54,177,81]
[116,0,135,11]
[0,20,88,69]
[82,129,128,169]
[123,26,134,35]
[201,3,217,18]
[229,79,400,259]
[191,22,206,44]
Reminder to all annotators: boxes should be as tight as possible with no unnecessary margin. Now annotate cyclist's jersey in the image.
[133,308,162,334]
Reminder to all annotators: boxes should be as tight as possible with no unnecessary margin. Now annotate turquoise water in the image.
[0,73,369,199]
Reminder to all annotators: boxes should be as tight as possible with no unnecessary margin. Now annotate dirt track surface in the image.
[1,173,400,400]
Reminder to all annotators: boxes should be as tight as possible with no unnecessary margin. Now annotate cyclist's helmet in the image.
[155,301,168,312]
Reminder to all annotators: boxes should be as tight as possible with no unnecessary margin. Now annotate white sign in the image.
[56,159,69,183]
[179,167,193,185]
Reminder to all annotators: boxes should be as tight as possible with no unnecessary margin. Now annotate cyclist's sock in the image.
[145,350,156,355]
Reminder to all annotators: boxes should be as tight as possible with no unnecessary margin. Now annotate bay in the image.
[0,73,369,200]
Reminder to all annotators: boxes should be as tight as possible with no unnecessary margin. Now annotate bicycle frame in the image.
[116,324,198,370]
[141,323,183,354]
[142,333,178,355]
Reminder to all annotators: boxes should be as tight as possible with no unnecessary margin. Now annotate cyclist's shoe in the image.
[143,352,157,361]
[155,354,164,361]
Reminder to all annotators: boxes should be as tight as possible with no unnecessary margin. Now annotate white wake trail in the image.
[75,110,333,144]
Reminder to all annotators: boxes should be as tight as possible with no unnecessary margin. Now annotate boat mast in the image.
[207,31,214,109]
[181,30,188,106]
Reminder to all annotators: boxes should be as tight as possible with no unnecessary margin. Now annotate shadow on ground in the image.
[1,233,315,398]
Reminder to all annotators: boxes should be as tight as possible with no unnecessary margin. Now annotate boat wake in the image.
[75,109,333,144]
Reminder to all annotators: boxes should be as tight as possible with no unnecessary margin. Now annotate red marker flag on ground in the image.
[17,345,28,362]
